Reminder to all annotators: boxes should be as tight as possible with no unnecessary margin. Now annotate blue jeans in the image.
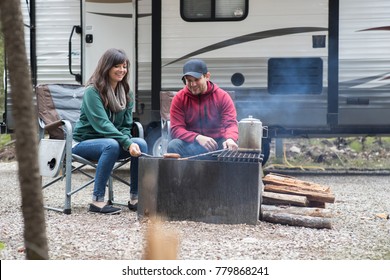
[167,138,225,157]
[72,137,148,202]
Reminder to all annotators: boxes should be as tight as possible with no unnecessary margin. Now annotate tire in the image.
[145,125,163,156]
[261,139,271,166]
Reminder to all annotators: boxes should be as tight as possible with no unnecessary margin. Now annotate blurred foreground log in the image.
[142,217,179,260]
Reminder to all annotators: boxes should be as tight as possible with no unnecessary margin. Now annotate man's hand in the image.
[223,138,238,151]
[129,143,141,157]
[195,135,218,151]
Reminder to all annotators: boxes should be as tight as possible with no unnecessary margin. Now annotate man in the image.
[167,59,238,157]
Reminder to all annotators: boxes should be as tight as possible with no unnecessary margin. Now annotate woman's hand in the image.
[129,143,141,157]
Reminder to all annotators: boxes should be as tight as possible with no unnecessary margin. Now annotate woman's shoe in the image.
[88,204,121,215]
[128,200,138,212]
[128,193,138,211]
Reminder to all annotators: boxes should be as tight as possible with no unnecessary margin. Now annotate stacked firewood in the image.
[260,173,335,229]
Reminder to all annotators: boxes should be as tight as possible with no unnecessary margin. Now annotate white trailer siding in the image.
[6,0,81,130]
[159,0,329,129]
[33,0,81,84]
[160,0,328,89]
[136,0,152,92]
[6,0,390,138]
[338,0,390,126]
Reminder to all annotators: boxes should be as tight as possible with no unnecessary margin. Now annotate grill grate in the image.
[217,150,263,163]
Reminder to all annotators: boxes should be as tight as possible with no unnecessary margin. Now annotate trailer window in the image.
[181,0,248,21]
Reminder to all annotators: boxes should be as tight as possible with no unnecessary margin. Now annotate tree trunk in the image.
[0,0,48,259]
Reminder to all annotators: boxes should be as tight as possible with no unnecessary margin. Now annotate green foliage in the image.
[349,139,363,152]
[0,134,11,148]
[0,241,5,250]
[364,137,376,146]
[377,137,390,148]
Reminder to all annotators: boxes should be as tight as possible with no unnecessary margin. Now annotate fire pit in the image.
[217,150,264,163]
[138,156,263,225]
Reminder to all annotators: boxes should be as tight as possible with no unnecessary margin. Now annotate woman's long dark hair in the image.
[87,48,131,108]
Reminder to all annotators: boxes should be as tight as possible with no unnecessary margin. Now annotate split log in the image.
[261,212,332,229]
[261,204,332,218]
[308,201,326,208]
[263,173,332,193]
[264,184,335,203]
[262,191,309,207]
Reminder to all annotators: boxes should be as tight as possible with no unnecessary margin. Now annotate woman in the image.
[72,48,147,214]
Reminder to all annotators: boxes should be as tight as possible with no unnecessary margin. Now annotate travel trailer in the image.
[3,0,390,162]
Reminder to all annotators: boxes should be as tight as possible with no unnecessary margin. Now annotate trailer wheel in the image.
[261,139,270,166]
[145,125,163,156]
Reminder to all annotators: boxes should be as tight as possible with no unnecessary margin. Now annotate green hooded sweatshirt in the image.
[73,86,134,150]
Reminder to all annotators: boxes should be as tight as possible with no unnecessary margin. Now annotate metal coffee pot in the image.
[238,115,263,152]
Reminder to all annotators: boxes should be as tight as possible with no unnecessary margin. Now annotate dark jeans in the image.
[72,137,148,201]
[167,138,225,157]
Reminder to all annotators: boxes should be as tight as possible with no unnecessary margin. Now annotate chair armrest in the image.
[133,121,144,139]
[44,119,64,131]
[160,91,177,121]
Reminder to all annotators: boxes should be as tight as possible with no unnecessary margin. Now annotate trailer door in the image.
[83,0,135,94]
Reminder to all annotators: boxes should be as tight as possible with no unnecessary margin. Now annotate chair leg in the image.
[64,168,72,214]
[108,176,114,203]
[64,130,73,215]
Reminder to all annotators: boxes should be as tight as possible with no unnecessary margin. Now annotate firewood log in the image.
[264,184,335,203]
[261,204,332,218]
[263,173,331,193]
[261,211,332,229]
[262,191,309,207]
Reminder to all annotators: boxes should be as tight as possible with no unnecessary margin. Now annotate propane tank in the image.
[238,115,263,152]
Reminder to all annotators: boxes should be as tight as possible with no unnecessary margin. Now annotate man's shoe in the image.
[88,204,121,215]
[128,200,138,212]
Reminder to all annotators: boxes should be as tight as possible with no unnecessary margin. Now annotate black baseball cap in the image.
[182,59,208,79]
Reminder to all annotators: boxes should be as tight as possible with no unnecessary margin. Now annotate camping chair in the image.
[36,83,144,214]
[159,91,177,155]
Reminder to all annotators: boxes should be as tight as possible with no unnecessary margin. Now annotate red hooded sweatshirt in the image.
[170,81,238,143]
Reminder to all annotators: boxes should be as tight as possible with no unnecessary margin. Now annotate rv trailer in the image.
[3,0,390,163]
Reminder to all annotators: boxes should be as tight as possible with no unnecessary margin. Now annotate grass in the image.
[0,134,11,148]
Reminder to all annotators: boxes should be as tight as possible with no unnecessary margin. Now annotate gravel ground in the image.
[1,161,390,260]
